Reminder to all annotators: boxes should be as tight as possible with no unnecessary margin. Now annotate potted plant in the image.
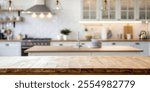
[84,28,92,40]
[85,34,92,40]
[60,29,71,40]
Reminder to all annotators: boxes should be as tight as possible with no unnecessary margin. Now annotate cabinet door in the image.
[147,0,150,19]
[0,42,21,56]
[138,0,150,20]
[51,42,77,46]
[130,42,149,56]
[101,0,116,20]
[102,42,130,46]
[82,0,97,20]
[120,0,135,20]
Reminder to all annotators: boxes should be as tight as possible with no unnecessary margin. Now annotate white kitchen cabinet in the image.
[51,41,91,47]
[50,41,149,56]
[102,42,149,56]
[92,52,141,56]
[102,42,131,46]
[119,0,137,20]
[81,0,150,21]
[0,42,21,56]
[82,0,98,20]
[82,0,117,20]
[29,52,91,56]
[51,42,77,46]
[101,0,117,20]
[130,42,149,56]
[137,0,150,20]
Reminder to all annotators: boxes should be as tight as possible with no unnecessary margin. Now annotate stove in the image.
[21,38,51,56]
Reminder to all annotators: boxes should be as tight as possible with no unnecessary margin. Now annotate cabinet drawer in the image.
[102,42,130,46]
[0,42,21,47]
[0,42,21,56]
[51,42,77,46]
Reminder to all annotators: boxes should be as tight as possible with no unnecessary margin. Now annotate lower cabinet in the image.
[50,42,91,47]
[91,52,141,56]
[102,42,131,46]
[102,42,149,56]
[29,52,92,56]
[51,42,77,46]
[50,41,149,56]
[0,42,21,56]
[130,42,149,56]
[28,52,141,56]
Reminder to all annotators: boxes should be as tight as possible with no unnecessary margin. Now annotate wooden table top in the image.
[0,56,149,75]
[25,46,143,53]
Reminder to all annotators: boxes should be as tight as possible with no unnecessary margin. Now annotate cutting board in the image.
[123,24,133,39]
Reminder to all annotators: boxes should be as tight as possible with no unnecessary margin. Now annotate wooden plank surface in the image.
[0,56,150,75]
[25,46,143,53]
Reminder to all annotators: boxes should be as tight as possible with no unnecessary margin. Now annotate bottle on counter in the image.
[100,26,109,40]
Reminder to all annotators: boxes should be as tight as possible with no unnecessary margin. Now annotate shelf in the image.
[0,9,23,12]
[0,20,22,23]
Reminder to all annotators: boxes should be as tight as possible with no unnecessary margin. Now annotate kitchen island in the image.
[25,46,143,56]
[0,56,150,75]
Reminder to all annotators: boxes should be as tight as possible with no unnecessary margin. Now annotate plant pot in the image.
[63,35,68,40]
[85,36,92,40]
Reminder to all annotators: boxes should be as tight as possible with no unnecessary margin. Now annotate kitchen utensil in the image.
[4,29,12,40]
[139,30,147,39]
[123,24,133,39]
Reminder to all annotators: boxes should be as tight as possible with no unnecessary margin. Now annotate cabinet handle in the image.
[112,43,116,45]
[81,43,85,45]
[135,43,140,45]
[5,44,9,46]
[59,44,63,46]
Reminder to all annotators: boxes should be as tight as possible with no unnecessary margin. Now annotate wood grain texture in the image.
[0,56,150,75]
[25,46,143,53]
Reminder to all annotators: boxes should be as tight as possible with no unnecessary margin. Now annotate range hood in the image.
[24,0,51,14]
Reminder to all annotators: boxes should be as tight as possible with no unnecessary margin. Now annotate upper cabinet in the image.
[138,0,150,20]
[81,0,150,21]
[82,0,97,20]
[101,0,116,20]
[120,0,135,20]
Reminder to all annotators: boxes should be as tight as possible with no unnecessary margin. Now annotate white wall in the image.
[0,0,150,39]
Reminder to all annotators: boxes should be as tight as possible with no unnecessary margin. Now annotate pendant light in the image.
[104,0,108,11]
[53,0,63,14]
[55,0,62,10]
[8,0,12,11]
[102,0,108,15]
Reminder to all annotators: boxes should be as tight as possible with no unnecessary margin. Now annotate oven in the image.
[21,38,51,56]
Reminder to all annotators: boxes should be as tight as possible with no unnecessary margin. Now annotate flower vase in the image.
[63,35,67,40]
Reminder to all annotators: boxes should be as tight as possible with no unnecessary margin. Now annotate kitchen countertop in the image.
[0,56,150,75]
[25,46,143,53]
[0,39,22,42]
[51,39,150,42]
[0,39,150,42]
